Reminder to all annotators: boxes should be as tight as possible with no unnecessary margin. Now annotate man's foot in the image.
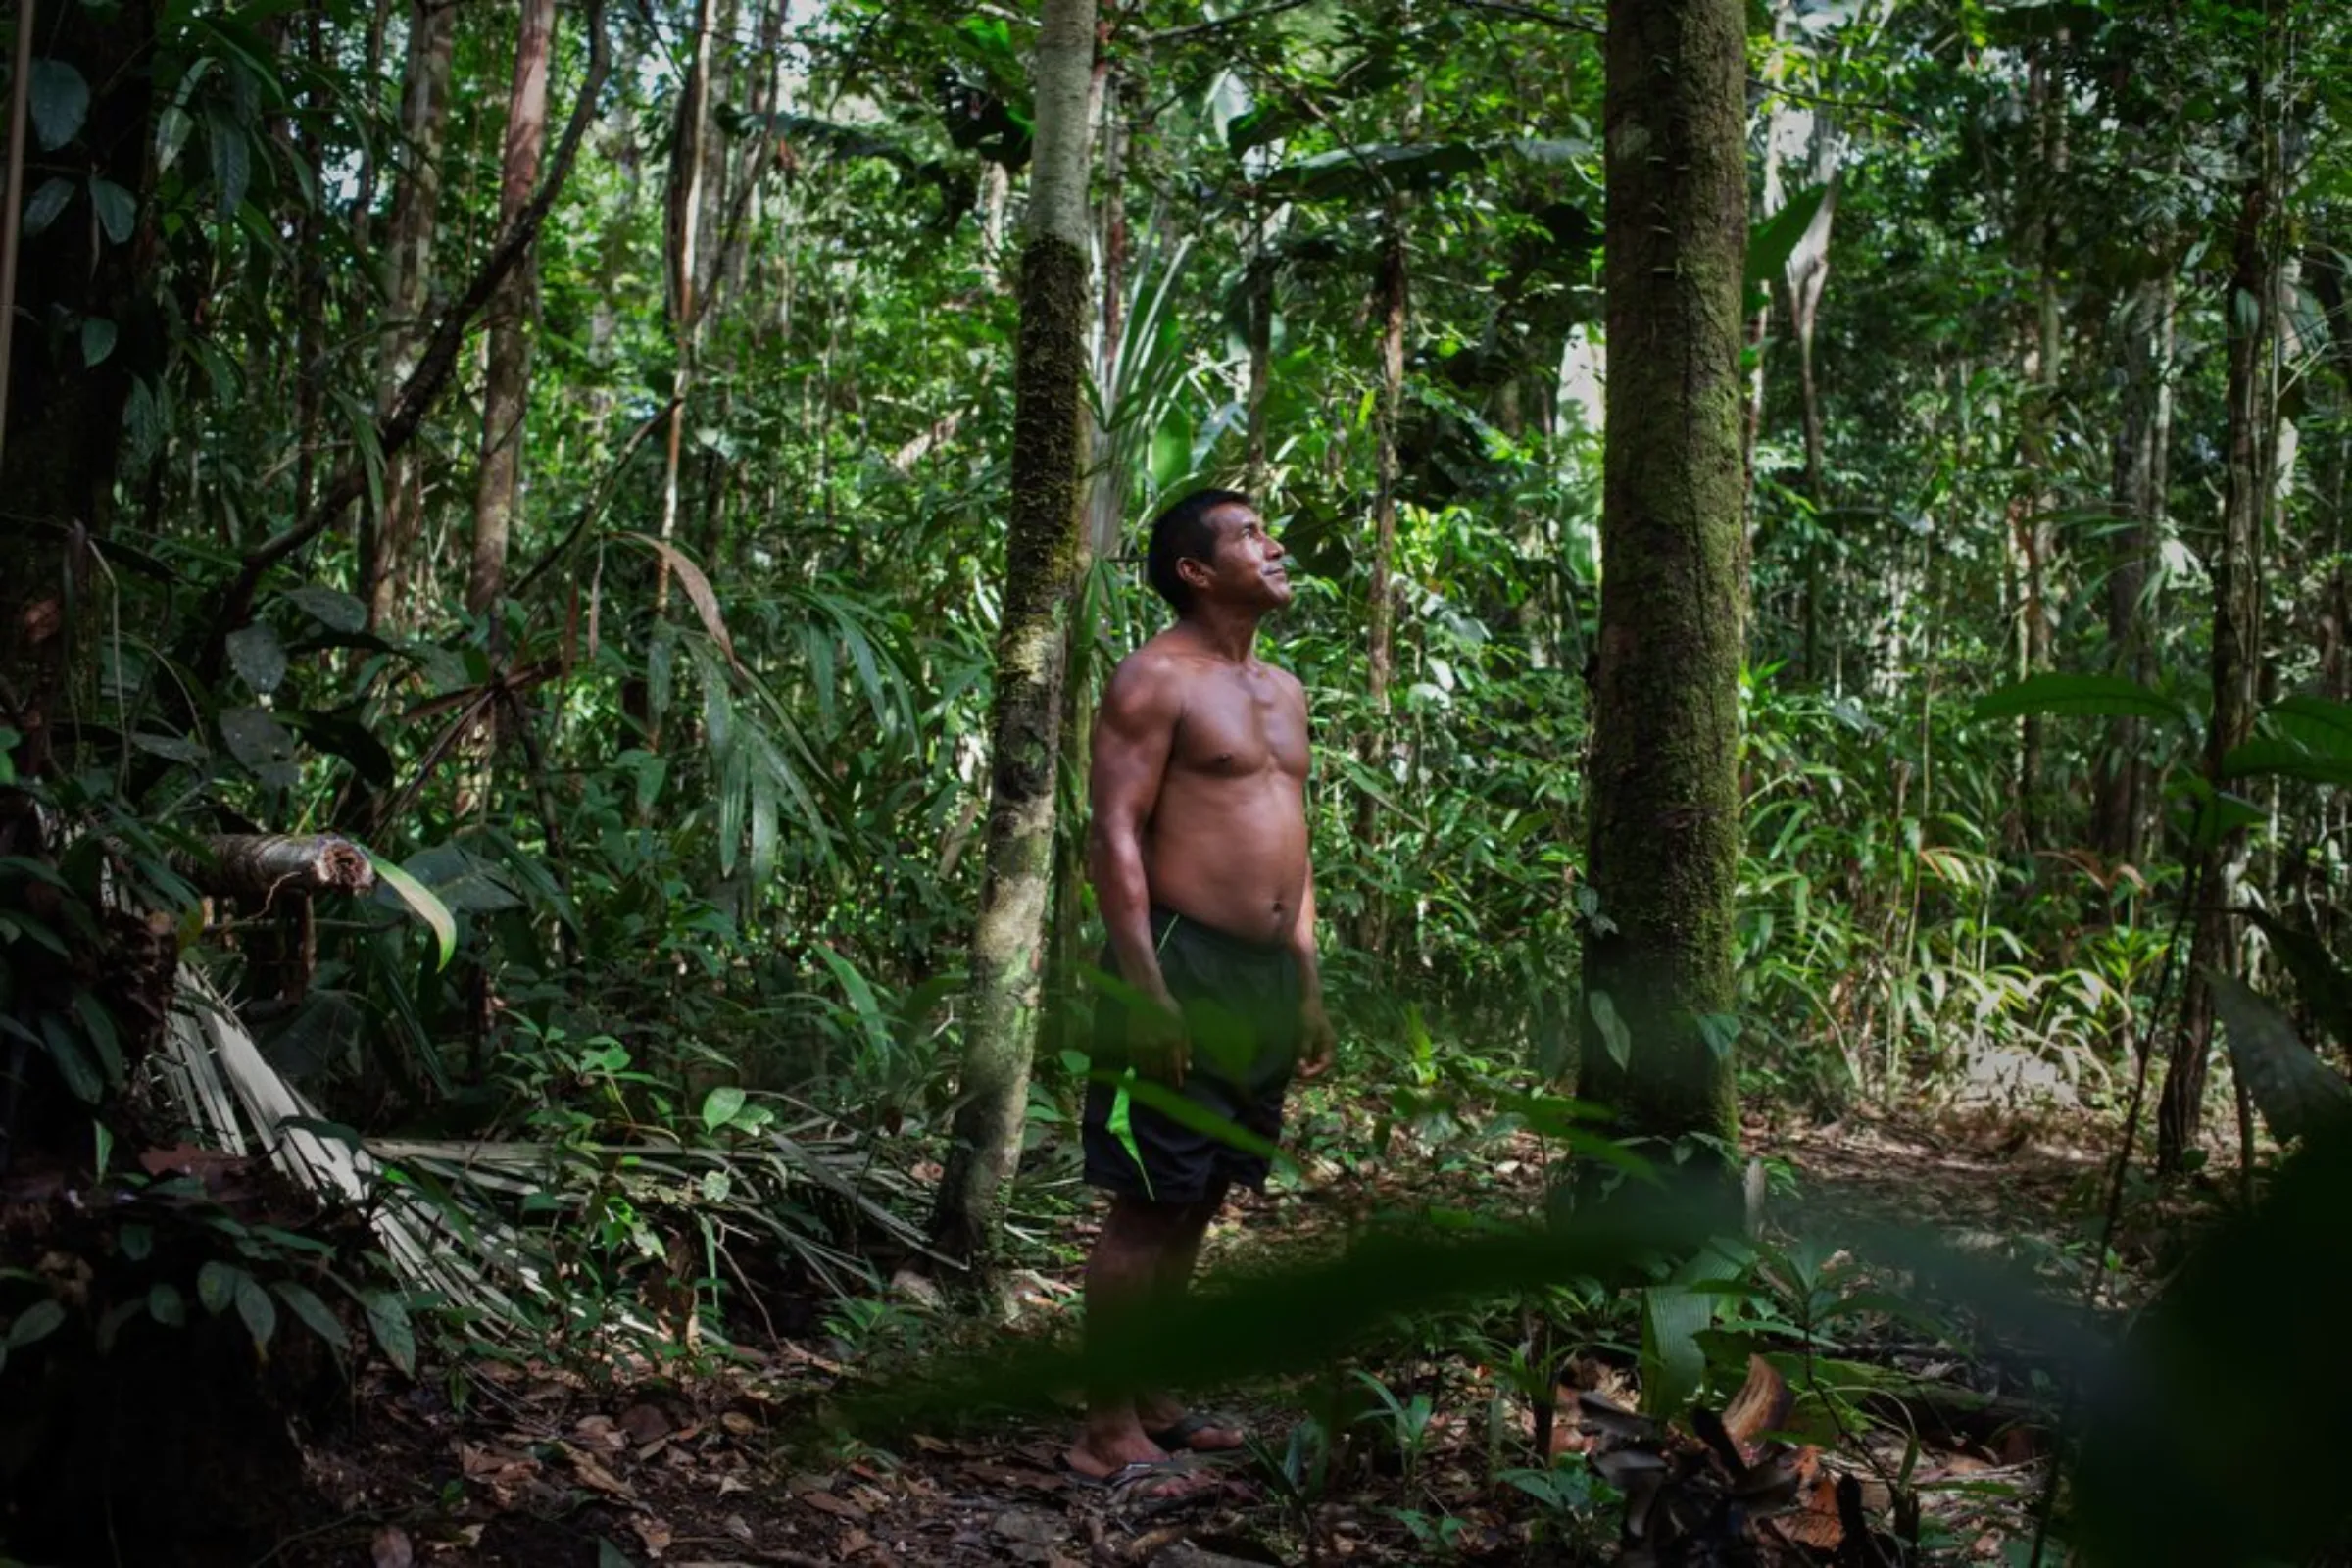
[1141,1408,1248,1454]
[1063,1438,1224,1502]
[1137,1393,1247,1453]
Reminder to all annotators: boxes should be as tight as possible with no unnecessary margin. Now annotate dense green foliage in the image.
[8,1,2352,1557]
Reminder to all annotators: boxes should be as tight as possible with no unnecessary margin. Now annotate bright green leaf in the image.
[365,1290,416,1376]
[701,1085,748,1132]
[368,852,457,971]
[1970,674,2188,727]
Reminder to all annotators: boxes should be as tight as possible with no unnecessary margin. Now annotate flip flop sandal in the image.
[1145,1411,1249,1454]
[1062,1455,1225,1506]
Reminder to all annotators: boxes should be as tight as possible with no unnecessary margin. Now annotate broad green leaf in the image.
[2220,739,2352,788]
[88,177,135,244]
[273,1282,349,1352]
[80,317,119,368]
[234,1273,278,1357]
[226,623,288,695]
[365,1289,416,1375]
[284,585,368,633]
[149,1282,186,1327]
[197,1260,241,1316]
[1588,989,1632,1071]
[23,177,74,238]
[155,104,195,170]
[813,945,891,1056]
[701,1085,748,1132]
[7,1298,66,1349]
[2270,696,2352,758]
[2212,972,2352,1145]
[208,105,250,218]
[1970,674,2188,727]
[368,853,457,971]
[117,1222,151,1263]
[219,706,303,790]
[1746,182,1829,289]
[41,1012,103,1102]
[30,61,90,151]
[2235,908,2352,1059]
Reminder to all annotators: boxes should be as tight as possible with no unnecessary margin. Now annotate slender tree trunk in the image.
[2095,269,2175,870]
[1245,237,1274,493]
[929,0,1098,1269]
[1577,0,1747,1149]
[2012,39,2067,852]
[1043,62,1132,1073]
[653,0,716,624]
[1353,209,1409,952]
[291,8,329,524]
[2159,84,2277,1173]
[364,0,457,631]
[468,0,557,623]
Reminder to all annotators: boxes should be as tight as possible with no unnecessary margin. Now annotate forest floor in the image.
[242,1086,2213,1568]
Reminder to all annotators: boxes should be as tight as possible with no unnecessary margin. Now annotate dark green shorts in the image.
[1080,906,1301,1204]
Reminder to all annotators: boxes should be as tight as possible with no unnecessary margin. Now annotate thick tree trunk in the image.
[0,0,158,774]
[929,0,1097,1268]
[363,0,457,631]
[2159,124,2275,1174]
[467,0,557,622]
[1577,0,1747,1149]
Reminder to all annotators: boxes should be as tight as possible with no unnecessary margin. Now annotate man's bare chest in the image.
[1172,672,1307,779]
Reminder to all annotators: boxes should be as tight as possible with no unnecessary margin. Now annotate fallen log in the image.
[184,834,375,899]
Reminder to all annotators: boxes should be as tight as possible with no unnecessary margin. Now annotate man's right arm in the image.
[1088,656,1182,1014]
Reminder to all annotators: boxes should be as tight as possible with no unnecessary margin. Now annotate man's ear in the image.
[1177,556,1213,592]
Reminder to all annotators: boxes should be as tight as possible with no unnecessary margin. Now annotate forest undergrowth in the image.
[146,1073,2202,1568]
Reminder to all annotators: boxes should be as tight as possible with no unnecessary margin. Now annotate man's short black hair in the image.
[1146,488,1253,611]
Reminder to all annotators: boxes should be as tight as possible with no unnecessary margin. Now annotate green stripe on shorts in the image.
[1105,1067,1153,1201]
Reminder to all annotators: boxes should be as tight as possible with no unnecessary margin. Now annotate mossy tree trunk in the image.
[1576,0,1746,1152]
[929,0,1098,1270]
[2160,59,2278,1173]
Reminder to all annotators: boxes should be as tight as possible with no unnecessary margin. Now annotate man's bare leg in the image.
[1135,1183,1245,1452]
[1067,1196,1221,1494]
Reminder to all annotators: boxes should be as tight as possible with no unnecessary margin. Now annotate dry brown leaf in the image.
[800,1490,869,1522]
[909,1434,952,1454]
[722,1514,756,1544]
[620,1403,673,1446]
[563,1444,636,1499]
[371,1524,414,1568]
[628,1514,674,1557]
[720,1411,759,1438]
[1720,1354,1794,1453]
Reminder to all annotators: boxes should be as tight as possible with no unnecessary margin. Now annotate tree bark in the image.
[2011,38,2067,852]
[1577,0,1747,1149]
[929,0,1098,1269]
[363,0,458,631]
[186,836,377,900]
[1352,210,1409,952]
[467,0,557,623]
[0,0,158,775]
[652,0,716,627]
[2094,269,2174,872]
[2158,89,2276,1173]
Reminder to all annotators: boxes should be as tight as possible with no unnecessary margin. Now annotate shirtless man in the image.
[1064,489,1337,1494]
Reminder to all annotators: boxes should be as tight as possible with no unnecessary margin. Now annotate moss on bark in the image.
[930,227,1094,1267]
[1576,0,1748,1152]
